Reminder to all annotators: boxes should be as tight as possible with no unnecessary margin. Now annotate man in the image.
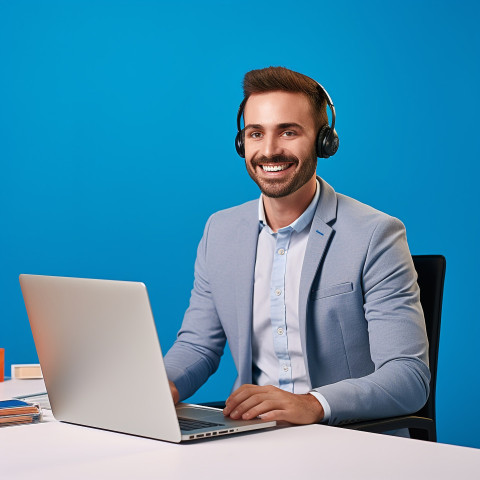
[164,66,430,427]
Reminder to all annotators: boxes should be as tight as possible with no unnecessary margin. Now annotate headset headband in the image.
[236,82,336,134]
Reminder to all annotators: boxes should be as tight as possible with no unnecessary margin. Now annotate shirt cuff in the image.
[308,391,331,423]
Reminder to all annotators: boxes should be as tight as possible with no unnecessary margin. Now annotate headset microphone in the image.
[235,81,339,159]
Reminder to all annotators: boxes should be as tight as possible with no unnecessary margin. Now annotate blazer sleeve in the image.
[164,215,227,401]
[313,216,431,425]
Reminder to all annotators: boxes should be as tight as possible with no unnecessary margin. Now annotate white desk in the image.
[1,379,479,480]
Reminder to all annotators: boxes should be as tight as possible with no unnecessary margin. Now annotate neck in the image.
[263,176,317,232]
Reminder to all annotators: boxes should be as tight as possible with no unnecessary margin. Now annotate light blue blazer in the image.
[164,177,430,425]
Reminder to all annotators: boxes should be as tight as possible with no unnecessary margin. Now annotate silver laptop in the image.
[19,274,276,442]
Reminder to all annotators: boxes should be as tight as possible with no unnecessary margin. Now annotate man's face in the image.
[243,91,318,198]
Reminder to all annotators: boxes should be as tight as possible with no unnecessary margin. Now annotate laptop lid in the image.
[19,274,186,442]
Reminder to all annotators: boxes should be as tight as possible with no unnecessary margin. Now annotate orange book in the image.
[0,415,35,425]
[0,400,40,417]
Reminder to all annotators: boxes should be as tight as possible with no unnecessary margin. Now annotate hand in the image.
[169,380,180,405]
[223,384,324,424]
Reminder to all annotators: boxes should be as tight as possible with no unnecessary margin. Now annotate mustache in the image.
[251,154,299,167]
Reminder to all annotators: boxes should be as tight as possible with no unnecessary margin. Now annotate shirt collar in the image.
[258,179,321,234]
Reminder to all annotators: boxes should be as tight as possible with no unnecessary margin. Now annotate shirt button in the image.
[277,248,285,255]
[275,289,282,296]
[277,327,284,335]
[283,365,289,372]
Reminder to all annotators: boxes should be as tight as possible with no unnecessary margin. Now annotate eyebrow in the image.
[244,122,305,131]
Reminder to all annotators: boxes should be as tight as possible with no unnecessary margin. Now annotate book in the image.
[0,414,38,425]
[0,399,42,426]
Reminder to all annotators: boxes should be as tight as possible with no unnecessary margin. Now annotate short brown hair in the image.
[242,66,328,128]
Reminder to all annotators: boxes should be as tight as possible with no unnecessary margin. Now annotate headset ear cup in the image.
[317,126,339,158]
[316,125,329,158]
[323,128,339,158]
[235,131,245,158]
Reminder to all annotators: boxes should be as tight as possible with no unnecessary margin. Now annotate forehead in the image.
[243,91,315,127]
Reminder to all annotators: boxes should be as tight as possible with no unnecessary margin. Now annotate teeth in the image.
[261,164,289,172]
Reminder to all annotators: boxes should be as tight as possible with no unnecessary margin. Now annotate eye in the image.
[249,131,263,139]
[282,130,297,137]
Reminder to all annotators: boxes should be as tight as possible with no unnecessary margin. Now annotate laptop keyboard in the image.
[178,416,225,431]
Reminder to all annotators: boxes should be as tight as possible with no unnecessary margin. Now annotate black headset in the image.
[235,81,339,159]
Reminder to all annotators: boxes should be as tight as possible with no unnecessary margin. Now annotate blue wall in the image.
[1,0,479,448]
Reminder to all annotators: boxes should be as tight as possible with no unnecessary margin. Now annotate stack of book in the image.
[0,399,42,426]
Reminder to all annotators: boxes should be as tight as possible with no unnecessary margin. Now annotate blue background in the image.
[1,0,479,448]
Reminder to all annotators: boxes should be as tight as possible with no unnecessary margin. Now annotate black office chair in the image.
[340,255,446,441]
[201,255,446,442]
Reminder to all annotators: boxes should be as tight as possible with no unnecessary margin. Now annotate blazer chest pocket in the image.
[311,282,353,300]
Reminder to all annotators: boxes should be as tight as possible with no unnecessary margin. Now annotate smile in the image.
[261,164,292,172]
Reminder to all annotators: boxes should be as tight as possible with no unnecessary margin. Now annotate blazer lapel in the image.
[298,177,338,380]
[234,201,260,385]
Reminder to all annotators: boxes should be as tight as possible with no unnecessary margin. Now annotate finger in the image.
[226,384,267,404]
[228,394,274,419]
[224,385,268,415]
[239,399,283,420]
[225,385,278,416]
[225,390,261,417]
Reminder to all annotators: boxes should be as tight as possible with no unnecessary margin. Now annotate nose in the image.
[261,133,283,158]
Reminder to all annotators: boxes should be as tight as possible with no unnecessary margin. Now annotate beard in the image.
[247,152,317,198]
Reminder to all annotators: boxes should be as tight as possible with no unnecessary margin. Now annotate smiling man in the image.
[164,66,430,430]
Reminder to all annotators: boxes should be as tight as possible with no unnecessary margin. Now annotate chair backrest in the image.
[412,255,446,422]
